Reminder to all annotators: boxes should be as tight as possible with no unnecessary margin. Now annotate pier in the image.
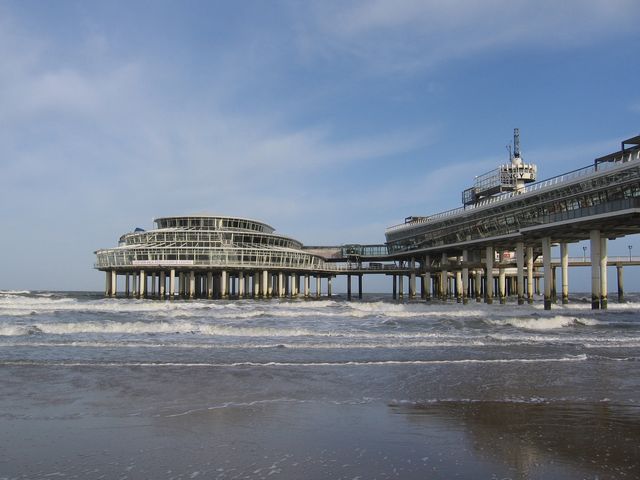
[95,132,640,309]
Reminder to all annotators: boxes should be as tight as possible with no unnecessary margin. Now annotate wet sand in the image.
[1,365,638,480]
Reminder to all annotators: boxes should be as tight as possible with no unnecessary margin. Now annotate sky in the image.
[1,0,640,292]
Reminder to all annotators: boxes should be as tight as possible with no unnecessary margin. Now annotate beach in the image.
[1,291,639,479]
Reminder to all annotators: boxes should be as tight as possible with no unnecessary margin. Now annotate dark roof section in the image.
[595,133,640,165]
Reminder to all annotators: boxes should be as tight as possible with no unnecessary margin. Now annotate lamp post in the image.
[582,246,587,262]
[629,245,633,261]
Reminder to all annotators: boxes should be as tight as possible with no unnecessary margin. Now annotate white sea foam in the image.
[486,315,607,330]
[0,354,588,368]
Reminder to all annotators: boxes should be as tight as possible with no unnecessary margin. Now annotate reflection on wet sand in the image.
[393,400,640,479]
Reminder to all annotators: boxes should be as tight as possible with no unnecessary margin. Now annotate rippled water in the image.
[1,290,639,478]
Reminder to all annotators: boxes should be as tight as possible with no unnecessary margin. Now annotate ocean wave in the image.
[486,315,609,330]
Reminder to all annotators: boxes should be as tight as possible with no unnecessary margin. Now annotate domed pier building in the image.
[95,215,339,299]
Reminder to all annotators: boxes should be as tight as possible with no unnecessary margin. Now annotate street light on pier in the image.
[629,245,633,261]
[583,246,587,262]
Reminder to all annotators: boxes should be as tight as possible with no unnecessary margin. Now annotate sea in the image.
[1,290,639,479]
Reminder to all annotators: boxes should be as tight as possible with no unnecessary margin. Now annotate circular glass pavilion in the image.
[95,215,335,298]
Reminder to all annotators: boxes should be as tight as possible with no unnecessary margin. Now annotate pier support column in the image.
[561,243,569,304]
[600,236,608,310]
[188,271,195,299]
[110,270,117,297]
[262,271,269,298]
[316,275,321,298]
[423,255,431,301]
[462,250,469,304]
[252,273,258,298]
[160,271,166,299]
[105,271,111,297]
[347,274,352,300]
[392,275,396,300]
[358,275,363,299]
[516,243,524,305]
[526,247,534,304]
[617,266,624,303]
[455,270,463,303]
[304,274,310,298]
[590,230,601,310]
[328,277,333,297]
[409,258,416,298]
[238,272,245,298]
[169,269,175,299]
[398,273,404,298]
[139,270,146,299]
[440,253,449,300]
[221,271,228,299]
[150,273,156,298]
[207,272,213,299]
[485,247,494,304]
[475,270,482,302]
[125,273,130,297]
[542,237,552,310]
[279,272,285,298]
[498,265,506,304]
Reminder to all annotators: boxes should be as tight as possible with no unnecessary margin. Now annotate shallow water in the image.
[1,290,639,479]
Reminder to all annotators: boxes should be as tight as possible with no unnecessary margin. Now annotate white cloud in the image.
[293,0,640,72]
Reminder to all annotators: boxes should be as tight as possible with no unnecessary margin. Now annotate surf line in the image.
[1,355,588,368]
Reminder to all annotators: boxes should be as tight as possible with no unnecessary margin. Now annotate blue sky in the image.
[1,0,639,292]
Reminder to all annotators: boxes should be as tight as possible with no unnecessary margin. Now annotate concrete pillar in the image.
[560,243,569,304]
[125,273,130,297]
[498,266,506,304]
[262,270,269,298]
[526,247,534,304]
[358,274,363,299]
[139,270,146,299]
[409,258,416,298]
[617,266,624,303]
[485,246,494,304]
[455,270,463,303]
[160,271,166,299]
[551,267,557,303]
[328,276,333,297]
[398,274,404,298]
[220,270,228,298]
[392,275,396,300]
[105,271,111,296]
[206,272,213,299]
[170,269,175,298]
[268,273,274,298]
[462,250,469,304]
[278,272,285,298]
[475,270,482,302]
[440,253,448,300]
[110,270,117,297]
[424,255,431,301]
[315,275,321,298]
[347,274,352,300]
[238,272,245,298]
[600,236,608,310]
[304,274,310,298]
[590,230,601,310]
[516,243,524,305]
[252,273,258,298]
[188,271,195,299]
[542,237,552,310]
